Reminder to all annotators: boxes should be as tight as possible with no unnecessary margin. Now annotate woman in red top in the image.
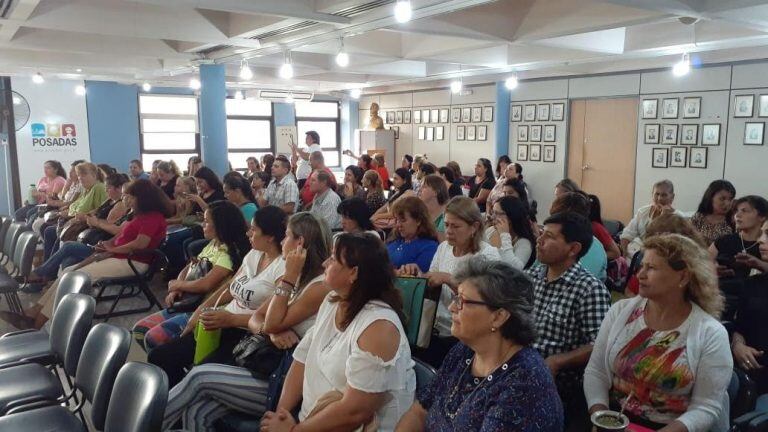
[373,153,390,190]
[30,179,173,328]
[587,194,621,260]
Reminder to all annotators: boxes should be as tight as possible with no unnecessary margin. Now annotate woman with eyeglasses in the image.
[396,259,563,431]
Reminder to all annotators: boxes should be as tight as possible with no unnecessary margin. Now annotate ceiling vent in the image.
[258,90,313,101]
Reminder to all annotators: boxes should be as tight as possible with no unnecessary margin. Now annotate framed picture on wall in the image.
[644,124,660,144]
[467,125,476,140]
[544,125,556,142]
[451,108,461,123]
[529,144,542,161]
[662,98,679,119]
[683,97,701,118]
[404,110,411,124]
[543,145,556,162]
[392,126,400,140]
[422,109,430,123]
[530,125,542,142]
[435,126,444,140]
[524,105,536,121]
[471,107,482,123]
[439,108,449,123]
[457,125,465,141]
[701,124,721,145]
[689,147,708,168]
[537,104,550,121]
[517,125,529,142]
[430,109,439,124]
[417,126,425,140]
[735,95,754,117]
[641,99,658,119]
[551,103,565,121]
[670,147,687,167]
[395,111,403,124]
[426,127,434,141]
[680,124,698,145]
[511,105,523,122]
[652,148,668,168]
[386,111,395,123]
[413,110,421,124]
[482,106,494,122]
[461,107,471,123]
[477,125,487,141]
[744,122,765,145]
[517,144,528,161]
[760,95,768,117]
[661,124,678,145]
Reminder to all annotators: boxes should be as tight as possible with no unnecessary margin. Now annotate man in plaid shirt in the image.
[258,156,299,214]
[527,212,610,431]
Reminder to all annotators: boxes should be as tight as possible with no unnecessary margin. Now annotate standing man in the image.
[128,159,150,181]
[259,155,299,214]
[299,151,337,208]
[291,130,321,190]
[308,170,341,230]
[526,212,610,432]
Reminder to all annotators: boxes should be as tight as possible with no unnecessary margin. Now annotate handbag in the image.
[167,257,212,314]
[232,333,285,380]
[58,217,88,242]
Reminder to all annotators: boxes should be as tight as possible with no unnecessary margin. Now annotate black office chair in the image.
[0,231,39,315]
[92,248,167,320]
[0,222,29,269]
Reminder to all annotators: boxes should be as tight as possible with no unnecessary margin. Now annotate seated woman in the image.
[485,196,535,270]
[419,174,449,240]
[396,259,563,431]
[260,233,415,432]
[412,155,427,194]
[19,179,172,329]
[34,159,85,235]
[363,170,387,214]
[337,197,378,236]
[162,212,332,430]
[156,160,181,200]
[438,166,463,198]
[467,158,496,213]
[708,195,767,280]
[371,168,416,229]
[416,196,500,368]
[165,176,198,225]
[186,166,226,211]
[250,171,270,203]
[584,234,732,432]
[588,194,622,260]
[341,165,367,201]
[621,180,680,257]
[223,172,258,222]
[691,180,736,246]
[486,156,514,212]
[148,206,287,387]
[387,196,439,275]
[14,160,67,223]
[132,200,250,352]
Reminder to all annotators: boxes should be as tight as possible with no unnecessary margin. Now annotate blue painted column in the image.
[198,64,229,176]
[495,81,511,159]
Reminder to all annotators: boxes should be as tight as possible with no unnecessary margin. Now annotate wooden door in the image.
[567,98,638,224]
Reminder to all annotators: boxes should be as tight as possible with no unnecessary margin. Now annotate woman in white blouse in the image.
[261,233,416,432]
[584,234,732,432]
[484,196,535,270]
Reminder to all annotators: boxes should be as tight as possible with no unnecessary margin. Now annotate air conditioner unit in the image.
[258,90,313,101]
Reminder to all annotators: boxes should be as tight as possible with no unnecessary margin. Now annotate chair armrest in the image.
[4,398,59,416]
[126,248,166,276]
[748,413,768,432]
[0,329,38,339]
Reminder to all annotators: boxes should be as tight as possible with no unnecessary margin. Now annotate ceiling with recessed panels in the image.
[2,0,768,94]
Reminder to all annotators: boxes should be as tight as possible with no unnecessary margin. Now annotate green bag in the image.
[193,308,222,365]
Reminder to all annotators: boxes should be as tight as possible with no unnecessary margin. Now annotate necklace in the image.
[739,232,759,253]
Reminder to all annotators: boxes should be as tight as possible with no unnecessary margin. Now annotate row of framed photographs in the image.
[733,94,768,118]
[652,147,708,169]
[511,103,565,122]
[643,123,720,145]
[414,125,490,141]
[516,144,556,162]
[642,97,701,119]
[395,106,495,125]
[517,124,556,142]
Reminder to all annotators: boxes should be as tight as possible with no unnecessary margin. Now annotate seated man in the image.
[259,155,299,214]
[299,151,336,208]
[526,212,611,432]
[308,170,341,230]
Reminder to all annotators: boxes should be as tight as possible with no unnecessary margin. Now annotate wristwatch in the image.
[274,286,292,297]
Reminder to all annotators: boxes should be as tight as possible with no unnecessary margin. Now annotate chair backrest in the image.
[413,358,437,393]
[53,271,92,314]
[395,277,428,345]
[49,293,95,377]
[3,222,27,257]
[12,231,38,276]
[0,217,11,251]
[620,250,644,292]
[104,362,168,432]
[75,323,131,430]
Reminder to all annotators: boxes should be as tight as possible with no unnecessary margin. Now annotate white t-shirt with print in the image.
[225,249,286,316]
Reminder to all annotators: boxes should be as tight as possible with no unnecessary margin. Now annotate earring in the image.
[491,327,496,332]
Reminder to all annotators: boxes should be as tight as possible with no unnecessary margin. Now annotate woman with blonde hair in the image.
[363,169,386,214]
[157,160,182,200]
[585,234,731,432]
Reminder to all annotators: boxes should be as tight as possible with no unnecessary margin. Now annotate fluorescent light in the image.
[189,78,201,90]
[32,72,44,84]
[505,75,519,90]
[394,1,412,23]
[234,90,244,100]
[75,85,86,96]
[279,62,294,79]
[142,82,152,92]
[450,79,463,94]
[239,60,253,80]
[336,51,349,68]
[673,53,690,77]
[350,88,362,99]
[75,68,83,73]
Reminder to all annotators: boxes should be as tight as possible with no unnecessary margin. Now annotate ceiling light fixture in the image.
[75,85,86,96]
[336,37,349,68]
[505,74,519,90]
[234,90,244,100]
[350,88,362,99]
[142,82,152,92]
[32,72,44,84]
[279,52,294,79]
[450,79,463,94]
[75,68,83,73]
[239,59,254,80]
[672,52,690,77]
[189,77,201,90]
[394,1,412,23]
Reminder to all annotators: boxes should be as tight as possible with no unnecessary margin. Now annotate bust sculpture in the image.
[367,102,384,130]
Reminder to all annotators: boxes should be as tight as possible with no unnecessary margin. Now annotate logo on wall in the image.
[30,122,78,149]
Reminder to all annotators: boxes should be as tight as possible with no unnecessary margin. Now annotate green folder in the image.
[193,319,221,365]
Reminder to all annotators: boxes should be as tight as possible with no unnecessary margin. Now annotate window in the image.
[139,95,199,171]
[295,101,341,167]
[226,99,274,171]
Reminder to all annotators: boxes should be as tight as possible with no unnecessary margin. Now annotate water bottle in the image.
[27,184,37,204]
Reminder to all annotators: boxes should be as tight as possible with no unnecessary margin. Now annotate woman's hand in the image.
[168,279,186,292]
[733,340,764,370]
[200,309,233,331]
[260,408,297,432]
[715,264,736,278]
[426,271,453,288]
[397,264,421,277]
[284,245,306,283]
[270,330,299,349]
[495,214,510,234]
[734,253,768,272]
[165,290,183,307]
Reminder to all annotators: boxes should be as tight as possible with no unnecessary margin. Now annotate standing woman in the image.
[691,180,736,246]
[418,174,449,238]
[388,196,439,274]
[14,160,67,222]
[363,170,387,214]
[709,195,768,280]
[467,158,495,213]
[485,196,535,269]
[342,165,367,200]
[223,173,258,222]
[157,161,182,200]
[371,168,416,229]
[374,153,391,190]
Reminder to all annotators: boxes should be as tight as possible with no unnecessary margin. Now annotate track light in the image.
[673,53,690,77]
[350,88,362,99]
[142,82,152,92]
[394,1,412,23]
[234,90,244,100]
[32,72,44,84]
[336,38,349,67]
[450,79,463,94]
[189,78,201,90]
[75,85,86,96]
[239,59,253,80]
[505,74,519,90]
[279,52,294,79]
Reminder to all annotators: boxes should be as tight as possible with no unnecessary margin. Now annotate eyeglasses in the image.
[450,293,496,311]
